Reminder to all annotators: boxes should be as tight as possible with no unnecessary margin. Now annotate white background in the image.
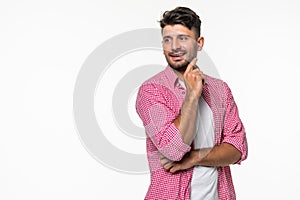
[1,0,300,199]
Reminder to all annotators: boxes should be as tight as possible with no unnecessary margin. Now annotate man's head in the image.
[159,7,204,72]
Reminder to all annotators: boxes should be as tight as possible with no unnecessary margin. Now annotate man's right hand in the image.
[174,58,205,145]
[183,58,205,99]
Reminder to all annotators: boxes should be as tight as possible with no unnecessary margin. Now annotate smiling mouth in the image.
[170,53,185,57]
[169,51,186,57]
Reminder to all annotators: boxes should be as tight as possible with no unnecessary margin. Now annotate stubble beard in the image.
[165,47,198,73]
[168,60,190,72]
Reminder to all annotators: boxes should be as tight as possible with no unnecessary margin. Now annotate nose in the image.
[171,38,181,51]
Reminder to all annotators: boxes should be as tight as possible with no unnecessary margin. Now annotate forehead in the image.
[162,24,196,38]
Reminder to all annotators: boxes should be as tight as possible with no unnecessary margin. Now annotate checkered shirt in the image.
[136,66,248,200]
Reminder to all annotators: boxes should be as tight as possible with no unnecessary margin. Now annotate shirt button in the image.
[182,91,185,94]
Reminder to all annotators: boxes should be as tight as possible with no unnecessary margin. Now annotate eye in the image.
[179,35,188,41]
[163,37,171,44]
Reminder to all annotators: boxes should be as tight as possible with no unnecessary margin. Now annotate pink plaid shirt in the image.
[136,66,248,200]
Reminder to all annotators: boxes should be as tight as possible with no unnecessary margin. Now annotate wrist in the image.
[185,92,200,102]
[183,94,199,111]
[192,148,212,166]
[198,148,213,165]
[191,150,201,165]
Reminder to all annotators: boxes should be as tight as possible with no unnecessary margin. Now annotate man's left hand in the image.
[160,151,197,173]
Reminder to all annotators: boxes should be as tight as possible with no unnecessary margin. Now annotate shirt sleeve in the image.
[135,83,191,161]
[222,82,248,164]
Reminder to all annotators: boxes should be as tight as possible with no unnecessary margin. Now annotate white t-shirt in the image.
[178,80,218,199]
[190,96,218,200]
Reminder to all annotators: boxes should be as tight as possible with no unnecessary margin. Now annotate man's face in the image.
[162,24,203,72]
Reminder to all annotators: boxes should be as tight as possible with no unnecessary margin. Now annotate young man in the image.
[135,7,248,200]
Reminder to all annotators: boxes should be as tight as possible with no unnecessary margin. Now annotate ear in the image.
[197,37,204,51]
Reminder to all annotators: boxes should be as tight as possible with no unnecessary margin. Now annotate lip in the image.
[170,55,184,62]
[169,52,185,57]
[169,53,185,62]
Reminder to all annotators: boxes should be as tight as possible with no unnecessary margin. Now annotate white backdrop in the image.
[1,0,300,199]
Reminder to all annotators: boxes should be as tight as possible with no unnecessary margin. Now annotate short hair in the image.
[159,7,201,38]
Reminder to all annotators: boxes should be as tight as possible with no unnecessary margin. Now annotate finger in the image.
[159,157,170,165]
[159,154,168,162]
[160,157,170,166]
[190,70,205,82]
[190,66,204,77]
[185,58,197,73]
[170,164,180,173]
[160,159,166,166]
[159,154,172,163]
[164,162,175,171]
[159,154,164,159]
[190,69,202,75]
[200,73,206,83]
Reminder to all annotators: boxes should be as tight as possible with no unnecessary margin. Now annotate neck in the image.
[173,69,184,81]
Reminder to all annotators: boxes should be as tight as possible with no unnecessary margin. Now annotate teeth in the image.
[171,53,184,56]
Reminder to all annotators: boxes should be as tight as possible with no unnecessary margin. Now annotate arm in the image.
[161,143,241,173]
[173,94,199,145]
[136,59,205,161]
[136,83,191,161]
[195,143,241,167]
[174,58,205,145]
[161,81,248,172]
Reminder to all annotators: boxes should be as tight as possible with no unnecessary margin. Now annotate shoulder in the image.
[205,74,225,85]
[205,74,229,91]
[142,69,170,86]
[138,68,173,93]
[204,74,234,104]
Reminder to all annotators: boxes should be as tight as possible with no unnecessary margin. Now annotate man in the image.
[135,7,248,200]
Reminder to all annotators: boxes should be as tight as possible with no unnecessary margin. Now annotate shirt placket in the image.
[175,83,186,105]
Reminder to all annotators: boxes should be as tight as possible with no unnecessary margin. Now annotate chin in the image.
[169,63,188,72]
[170,60,189,70]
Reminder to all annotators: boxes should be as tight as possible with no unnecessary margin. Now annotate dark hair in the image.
[159,7,201,38]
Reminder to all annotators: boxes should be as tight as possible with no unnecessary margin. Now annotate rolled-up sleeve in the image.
[136,83,191,161]
[222,82,248,164]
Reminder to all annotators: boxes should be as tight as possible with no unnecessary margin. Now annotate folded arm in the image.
[136,83,191,161]
[161,143,241,173]
[161,81,248,172]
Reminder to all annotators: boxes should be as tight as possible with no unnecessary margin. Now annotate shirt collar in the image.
[164,65,208,89]
[164,65,181,88]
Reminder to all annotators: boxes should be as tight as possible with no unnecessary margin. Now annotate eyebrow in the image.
[178,34,190,38]
[162,35,172,39]
[163,34,191,39]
